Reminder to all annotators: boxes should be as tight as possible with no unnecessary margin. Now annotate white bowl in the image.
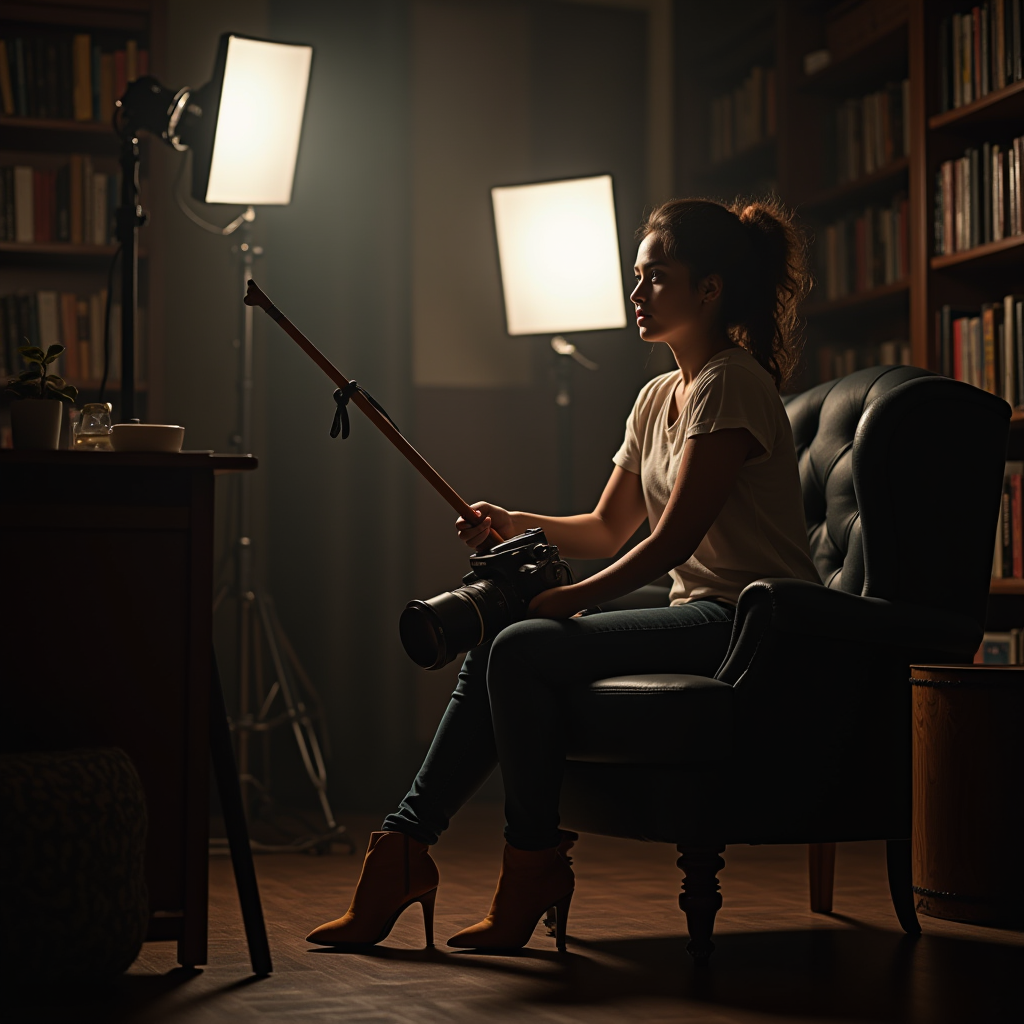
[110,423,185,453]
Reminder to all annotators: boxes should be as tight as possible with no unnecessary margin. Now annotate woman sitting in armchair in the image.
[307,196,819,952]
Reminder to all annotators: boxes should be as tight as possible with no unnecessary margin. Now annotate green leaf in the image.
[44,344,65,359]
[45,374,67,389]
[19,366,42,381]
[18,346,46,363]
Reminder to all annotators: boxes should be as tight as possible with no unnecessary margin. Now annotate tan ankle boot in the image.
[447,844,574,952]
[306,831,439,947]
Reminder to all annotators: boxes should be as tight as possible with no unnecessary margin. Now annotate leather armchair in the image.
[558,366,1010,962]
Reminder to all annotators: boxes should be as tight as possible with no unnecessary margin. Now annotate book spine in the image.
[0,38,14,116]
[983,139,993,243]
[983,303,999,394]
[72,34,91,122]
[60,291,78,379]
[1013,473,1023,577]
[982,3,991,95]
[1004,294,1016,405]
[970,147,981,248]
[997,0,1007,89]
[13,165,33,244]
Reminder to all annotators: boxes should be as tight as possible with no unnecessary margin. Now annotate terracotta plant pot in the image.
[10,400,63,450]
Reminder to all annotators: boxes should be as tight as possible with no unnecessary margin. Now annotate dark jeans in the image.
[382,600,735,850]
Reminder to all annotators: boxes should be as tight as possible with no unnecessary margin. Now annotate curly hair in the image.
[637,196,811,389]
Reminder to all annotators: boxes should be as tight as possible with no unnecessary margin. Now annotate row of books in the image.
[938,2,1024,113]
[934,137,1024,254]
[708,66,776,165]
[0,290,143,385]
[816,196,909,302]
[828,81,910,186]
[815,340,911,386]
[993,461,1024,580]
[0,160,119,246]
[0,33,148,123]
[975,630,1024,663]
[938,297,1023,405]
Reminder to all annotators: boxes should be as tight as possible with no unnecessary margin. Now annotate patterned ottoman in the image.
[0,747,149,982]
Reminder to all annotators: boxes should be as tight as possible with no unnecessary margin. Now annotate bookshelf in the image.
[0,0,163,437]
[677,0,1024,619]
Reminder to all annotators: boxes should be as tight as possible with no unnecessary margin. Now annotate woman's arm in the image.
[456,465,648,560]
[529,427,757,617]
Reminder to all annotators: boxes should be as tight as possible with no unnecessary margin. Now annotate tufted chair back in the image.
[783,365,1008,627]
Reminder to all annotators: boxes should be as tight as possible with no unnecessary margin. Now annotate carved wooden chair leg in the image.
[677,845,726,965]
[886,838,921,935]
[808,842,836,913]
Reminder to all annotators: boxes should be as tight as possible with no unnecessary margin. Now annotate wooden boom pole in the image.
[244,279,504,545]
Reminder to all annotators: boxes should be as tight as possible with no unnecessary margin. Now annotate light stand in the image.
[116,35,343,853]
[551,337,598,515]
[212,209,348,853]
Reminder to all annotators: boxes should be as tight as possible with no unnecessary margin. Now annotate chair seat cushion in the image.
[565,674,733,765]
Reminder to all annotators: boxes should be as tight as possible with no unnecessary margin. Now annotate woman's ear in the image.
[701,274,724,304]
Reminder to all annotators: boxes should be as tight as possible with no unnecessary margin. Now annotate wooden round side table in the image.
[911,664,1024,926]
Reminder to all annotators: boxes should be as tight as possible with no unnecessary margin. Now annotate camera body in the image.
[399,528,573,670]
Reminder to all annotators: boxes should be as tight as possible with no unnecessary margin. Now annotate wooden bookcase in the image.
[0,0,164,438]
[676,0,1024,609]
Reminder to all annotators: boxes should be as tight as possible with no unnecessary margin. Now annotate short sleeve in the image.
[612,376,663,474]
[684,362,778,461]
[612,408,641,474]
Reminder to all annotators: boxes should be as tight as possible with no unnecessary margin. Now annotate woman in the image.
[306,196,820,951]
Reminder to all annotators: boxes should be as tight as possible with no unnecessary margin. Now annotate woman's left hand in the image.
[528,585,585,620]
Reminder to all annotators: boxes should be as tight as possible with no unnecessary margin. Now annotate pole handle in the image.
[244,279,504,545]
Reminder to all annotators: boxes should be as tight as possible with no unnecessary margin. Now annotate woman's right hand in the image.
[456,501,515,550]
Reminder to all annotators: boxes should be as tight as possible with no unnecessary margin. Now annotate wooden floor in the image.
[8,801,1023,1024]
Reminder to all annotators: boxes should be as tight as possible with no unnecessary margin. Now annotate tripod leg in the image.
[211,649,273,976]
[258,595,339,831]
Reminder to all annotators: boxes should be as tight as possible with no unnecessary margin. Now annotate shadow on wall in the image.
[255,0,669,811]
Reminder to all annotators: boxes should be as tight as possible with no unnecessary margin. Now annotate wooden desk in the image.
[911,664,1024,927]
[0,450,257,968]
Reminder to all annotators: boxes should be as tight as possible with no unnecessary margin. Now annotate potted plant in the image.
[5,344,79,450]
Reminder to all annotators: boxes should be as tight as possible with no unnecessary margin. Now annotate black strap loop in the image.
[330,381,400,440]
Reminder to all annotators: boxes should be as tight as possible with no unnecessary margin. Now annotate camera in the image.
[399,528,573,670]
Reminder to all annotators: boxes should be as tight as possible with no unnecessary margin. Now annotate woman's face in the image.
[629,233,715,347]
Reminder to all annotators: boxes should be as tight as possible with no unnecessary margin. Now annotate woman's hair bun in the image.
[638,196,810,389]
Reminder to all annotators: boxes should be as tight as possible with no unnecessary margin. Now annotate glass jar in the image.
[73,402,114,451]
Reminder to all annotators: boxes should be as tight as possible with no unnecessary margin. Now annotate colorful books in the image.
[0,32,148,123]
[939,295,1024,402]
[935,134,1024,254]
[0,288,142,386]
[817,195,909,301]
[0,158,118,245]
[828,80,909,185]
[939,2,1024,113]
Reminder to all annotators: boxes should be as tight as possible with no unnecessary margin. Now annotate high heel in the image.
[306,831,439,947]
[447,843,575,951]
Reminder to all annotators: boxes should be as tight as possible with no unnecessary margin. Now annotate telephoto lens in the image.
[399,528,572,670]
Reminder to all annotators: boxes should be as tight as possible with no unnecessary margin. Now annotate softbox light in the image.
[491,174,627,336]
[187,34,313,205]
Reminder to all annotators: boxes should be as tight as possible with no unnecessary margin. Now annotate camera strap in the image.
[330,381,400,441]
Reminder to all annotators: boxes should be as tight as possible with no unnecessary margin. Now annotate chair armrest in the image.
[717,578,981,684]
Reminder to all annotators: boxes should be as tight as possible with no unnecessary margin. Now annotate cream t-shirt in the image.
[613,347,820,605]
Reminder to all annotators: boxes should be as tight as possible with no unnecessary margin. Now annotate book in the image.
[60,292,78,379]
[13,165,33,244]
[72,34,91,121]
[0,39,14,115]
[1013,470,1023,577]
[982,302,1000,394]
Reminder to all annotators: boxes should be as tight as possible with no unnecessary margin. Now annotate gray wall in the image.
[157,0,663,812]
